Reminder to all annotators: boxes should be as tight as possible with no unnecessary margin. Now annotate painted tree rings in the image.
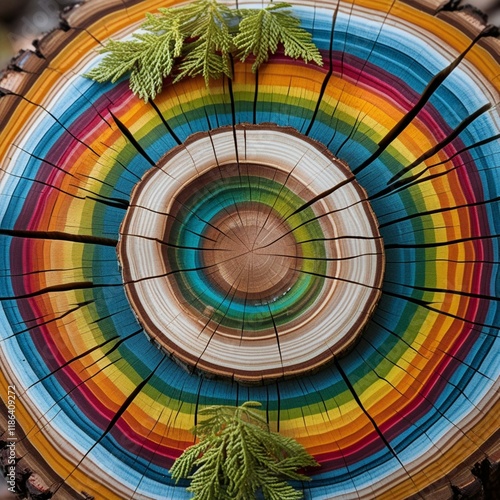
[0,0,499,498]
[119,126,384,382]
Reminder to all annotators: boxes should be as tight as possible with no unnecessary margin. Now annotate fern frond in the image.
[233,2,323,72]
[129,28,184,101]
[187,437,227,500]
[84,16,185,101]
[170,440,209,482]
[86,0,323,99]
[224,423,254,497]
[258,469,305,500]
[162,0,232,33]
[194,407,232,438]
[84,39,144,84]
[175,0,234,85]
[171,402,318,499]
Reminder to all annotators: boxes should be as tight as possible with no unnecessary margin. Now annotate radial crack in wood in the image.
[118,125,384,383]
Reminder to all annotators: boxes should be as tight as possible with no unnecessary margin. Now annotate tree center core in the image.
[118,125,384,384]
[202,209,299,300]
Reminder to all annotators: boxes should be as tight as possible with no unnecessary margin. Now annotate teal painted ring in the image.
[118,125,384,382]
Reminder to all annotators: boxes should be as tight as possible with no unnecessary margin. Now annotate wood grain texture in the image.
[0,0,498,498]
[119,125,384,382]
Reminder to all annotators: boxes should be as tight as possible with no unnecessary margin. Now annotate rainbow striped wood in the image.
[0,0,498,498]
[119,125,383,382]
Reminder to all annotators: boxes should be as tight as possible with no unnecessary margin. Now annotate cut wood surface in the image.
[0,0,499,499]
[119,125,383,382]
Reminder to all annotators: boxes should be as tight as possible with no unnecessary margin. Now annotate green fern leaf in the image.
[84,15,185,101]
[84,39,144,84]
[175,0,234,85]
[258,470,305,500]
[129,28,184,101]
[188,439,228,500]
[170,440,208,482]
[86,0,323,100]
[171,402,319,500]
[233,2,323,72]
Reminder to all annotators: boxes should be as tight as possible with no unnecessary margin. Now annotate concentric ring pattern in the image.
[119,126,383,382]
[0,0,499,498]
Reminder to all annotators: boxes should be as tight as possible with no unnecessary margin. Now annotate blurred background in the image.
[0,0,499,69]
[0,0,79,68]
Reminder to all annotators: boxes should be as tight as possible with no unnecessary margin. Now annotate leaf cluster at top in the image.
[169,401,319,500]
[85,0,322,101]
